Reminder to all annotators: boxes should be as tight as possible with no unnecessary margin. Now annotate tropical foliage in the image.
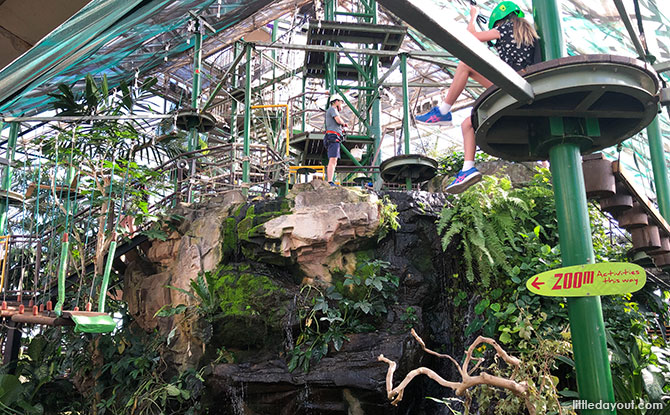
[436,168,670,414]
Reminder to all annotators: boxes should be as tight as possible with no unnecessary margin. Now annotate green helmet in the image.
[488,1,525,30]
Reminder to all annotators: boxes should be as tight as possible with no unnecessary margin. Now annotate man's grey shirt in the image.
[325,106,343,135]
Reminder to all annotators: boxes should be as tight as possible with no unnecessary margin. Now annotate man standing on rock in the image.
[324,94,348,186]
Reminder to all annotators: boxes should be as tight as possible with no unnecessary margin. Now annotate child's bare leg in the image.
[462,116,476,162]
[445,63,493,106]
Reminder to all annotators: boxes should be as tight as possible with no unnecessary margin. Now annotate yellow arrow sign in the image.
[526,262,646,297]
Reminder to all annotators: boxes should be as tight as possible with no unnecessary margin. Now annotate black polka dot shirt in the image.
[494,20,535,71]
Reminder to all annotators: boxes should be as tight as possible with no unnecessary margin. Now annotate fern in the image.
[437,170,556,288]
[441,222,465,251]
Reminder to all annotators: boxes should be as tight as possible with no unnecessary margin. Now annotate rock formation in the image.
[123,181,455,414]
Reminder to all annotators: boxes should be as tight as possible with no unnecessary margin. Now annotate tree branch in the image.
[378,331,534,415]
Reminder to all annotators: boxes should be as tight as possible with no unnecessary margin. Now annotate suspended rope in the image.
[75,188,96,307]
[31,138,43,305]
[88,153,116,306]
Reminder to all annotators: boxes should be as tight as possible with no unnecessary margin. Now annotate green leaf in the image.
[558,389,579,398]
[474,299,490,315]
[166,384,181,397]
[490,303,501,312]
[154,304,187,318]
[555,355,575,367]
[120,80,133,110]
[465,318,484,337]
[165,285,195,299]
[499,331,512,344]
[0,374,23,405]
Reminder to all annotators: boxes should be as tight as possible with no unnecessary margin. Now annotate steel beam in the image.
[654,61,670,73]
[0,122,18,236]
[376,0,534,103]
[612,0,647,60]
[242,43,252,185]
[3,114,173,122]
[254,41,453,59]
[200,46,247,113]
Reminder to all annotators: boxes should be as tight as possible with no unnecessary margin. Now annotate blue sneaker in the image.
[445,167,482,194]
[415,106,452,126]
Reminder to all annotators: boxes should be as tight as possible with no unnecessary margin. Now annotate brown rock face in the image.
[123,190,247,368]
[262,179,380,282]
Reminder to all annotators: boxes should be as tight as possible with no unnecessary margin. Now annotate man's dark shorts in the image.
[324,133,340,159]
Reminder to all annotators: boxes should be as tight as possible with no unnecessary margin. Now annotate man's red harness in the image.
[325,130,342,143]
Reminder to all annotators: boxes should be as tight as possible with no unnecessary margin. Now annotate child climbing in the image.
[416,1,539,194]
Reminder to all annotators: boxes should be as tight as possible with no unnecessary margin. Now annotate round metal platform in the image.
[472,55,660,162]
[175,108,217,132]
[380,154,437,184]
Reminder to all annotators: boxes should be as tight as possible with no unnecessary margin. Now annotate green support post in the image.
[400,53,412,190]
[272,19,278,103]
[188,22,203,153]
[550,145,616,413]
[242,43,252,186]
[532,0,565,61]
[534,0,616,412]
[231,42,240,142]
[371,56,382,183]
[647,115,670,220]
[0,122,18,235]
[301,76,307,132]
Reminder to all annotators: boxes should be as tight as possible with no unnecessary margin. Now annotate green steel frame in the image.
[534,0,617,412]
[322,0,382,184]
[0,122,18,236]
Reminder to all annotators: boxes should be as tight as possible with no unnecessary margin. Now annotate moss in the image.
[237,215,254,242]
[221,217,238,258]
[355,250,374,264]
[208,264,288,350]
[247,223,265,239]
[213,272,281,316]
[280,198,293,212]
[232,204,245,218]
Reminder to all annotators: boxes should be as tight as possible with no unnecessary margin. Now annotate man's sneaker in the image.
[445,167,482,194]
[329,181,338,187]
[415,106,453,126]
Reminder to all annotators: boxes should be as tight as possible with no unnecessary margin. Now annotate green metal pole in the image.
[647,115,670,220]
[272,19,278,104]
[400,54,410,155]
[400,53,412,190]
[98,237,117,313]
[188,24,203,153]
[550,145,616,413]
[231,42,240,142]
[301,76,307,132]
[534,0,616,412]
[0,122,19,235]
[532,0,565,61]
[326,0,336,95]
[369,0,382,186]
[243,43,252,185]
